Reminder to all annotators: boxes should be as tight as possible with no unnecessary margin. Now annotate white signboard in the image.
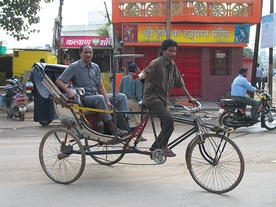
[107,24,114,48]
[260,13,276,48]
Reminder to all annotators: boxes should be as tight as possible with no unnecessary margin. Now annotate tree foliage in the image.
[0,0,54,40]
[97,22,111,36]
[243,47,253,58]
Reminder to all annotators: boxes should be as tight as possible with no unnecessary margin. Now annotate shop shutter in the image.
[135,46,202,98]
[135,46,157,69]
[173,47,201,98]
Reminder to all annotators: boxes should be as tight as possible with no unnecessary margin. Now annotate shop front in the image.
[119,23,250,101]
[111,0,262,102]
[60,36,113,72]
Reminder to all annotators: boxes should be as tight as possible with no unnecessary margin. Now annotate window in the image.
[210,48,231,75]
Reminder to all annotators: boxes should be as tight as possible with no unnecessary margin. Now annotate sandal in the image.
[144,149,153,155]
[162,149,176,157]
[116,129,129,137]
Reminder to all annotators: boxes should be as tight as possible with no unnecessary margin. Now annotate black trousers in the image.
[146,100,174,150]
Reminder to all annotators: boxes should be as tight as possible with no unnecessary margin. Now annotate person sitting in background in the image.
[231,67,262,122]
[119,62,147,141]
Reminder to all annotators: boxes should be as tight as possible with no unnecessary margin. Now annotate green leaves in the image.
[0,0,54,40]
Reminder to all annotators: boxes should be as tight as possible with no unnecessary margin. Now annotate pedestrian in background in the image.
[255,63,263,90]
[119,62,147,141]
[262,68,268,90]
[40,58,45,63]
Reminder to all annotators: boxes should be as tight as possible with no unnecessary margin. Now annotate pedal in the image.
[151,149,167,164]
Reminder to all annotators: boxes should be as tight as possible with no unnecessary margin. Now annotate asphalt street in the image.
[0,104,275,207]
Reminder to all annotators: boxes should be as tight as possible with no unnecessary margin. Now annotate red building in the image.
[112,0,262,101]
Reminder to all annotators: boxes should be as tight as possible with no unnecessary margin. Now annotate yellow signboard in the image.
[122,24,250,44]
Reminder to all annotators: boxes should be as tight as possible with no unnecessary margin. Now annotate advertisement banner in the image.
[260,13,276,49]
[60,36,112,48]
[122,24,250,44]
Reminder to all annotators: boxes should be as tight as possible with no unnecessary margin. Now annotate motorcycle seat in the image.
[219,99,237,107]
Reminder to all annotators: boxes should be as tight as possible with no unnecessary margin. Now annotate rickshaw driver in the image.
[132,39,197,157]
[56,44,130,137]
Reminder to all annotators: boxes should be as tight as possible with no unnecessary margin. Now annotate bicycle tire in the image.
[261,108,276,130]
[39,128,86,184]
[186,134,244,194]
[87,140,125,165]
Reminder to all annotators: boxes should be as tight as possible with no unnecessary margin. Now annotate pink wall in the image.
[201,47,244,101]
[243,57,253,82]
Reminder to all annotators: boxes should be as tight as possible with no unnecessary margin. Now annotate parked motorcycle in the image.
[25,80,34,101]
[3,81,27,121]
[218,91,276,130]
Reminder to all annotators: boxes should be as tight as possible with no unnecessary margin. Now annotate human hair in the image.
[80,44,92,53]
[39,58,45,63]
[239,67,248,74]
[159,39,178,56]
[128,62,137,72]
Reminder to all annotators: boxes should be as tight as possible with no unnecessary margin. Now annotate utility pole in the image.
[252,23,261,89]
[165,0,172,39]
[104,1,111,24]
[57,0,64,64]
[251,0,263,98]
[268,0,274,97]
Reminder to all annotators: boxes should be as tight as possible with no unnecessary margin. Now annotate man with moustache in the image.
[56,44,130,137]
[132,39,196,157]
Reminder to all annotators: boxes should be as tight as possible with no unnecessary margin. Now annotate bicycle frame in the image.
[78,106,221,158]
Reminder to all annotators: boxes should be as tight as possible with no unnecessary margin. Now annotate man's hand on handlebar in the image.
[188,98,198,106]
[256,89,263,94]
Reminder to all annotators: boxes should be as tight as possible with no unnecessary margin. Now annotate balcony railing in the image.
[112,0,262,24]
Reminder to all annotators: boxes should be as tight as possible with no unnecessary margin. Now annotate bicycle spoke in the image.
[39,128,85,184]
[187,134,244,193]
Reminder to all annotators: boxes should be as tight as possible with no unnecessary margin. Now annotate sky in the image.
[0,0,274,50]
[0,0,112,49]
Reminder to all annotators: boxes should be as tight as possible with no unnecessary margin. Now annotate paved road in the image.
[0,107,275,207]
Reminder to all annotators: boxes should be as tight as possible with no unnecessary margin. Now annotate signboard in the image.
[260,13,276,49]
[60,36,112,48]
[122,23,250,44]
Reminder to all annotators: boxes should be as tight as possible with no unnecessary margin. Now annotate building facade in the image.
[112,0,262,101]
[61,11,113,72]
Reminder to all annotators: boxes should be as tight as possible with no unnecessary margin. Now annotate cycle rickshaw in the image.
[32,54,245,194]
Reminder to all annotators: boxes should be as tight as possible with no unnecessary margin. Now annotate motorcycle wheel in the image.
[39,120,53,126]
[219,112,236,127]
[19,113,25,121]
[6,111,13,118]
[261,108,276,130]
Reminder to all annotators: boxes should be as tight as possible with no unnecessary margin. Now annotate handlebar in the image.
[174,101,202,113]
